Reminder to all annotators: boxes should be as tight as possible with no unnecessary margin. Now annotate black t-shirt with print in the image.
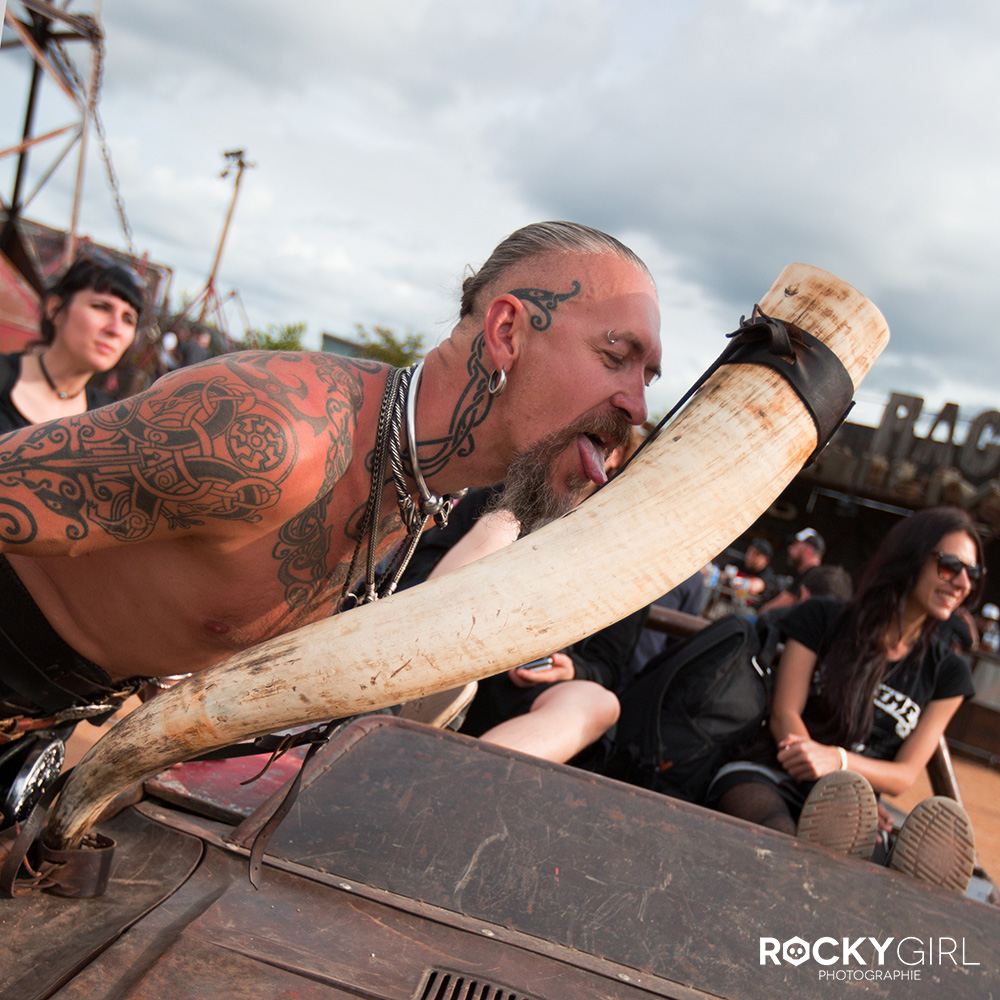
[780,597,975,760]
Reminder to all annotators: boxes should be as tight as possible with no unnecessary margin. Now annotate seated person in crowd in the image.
[759,565,854,623]
[705,507,981,894]
[735,538,777,603]
[758,527,825,613]
[793,564,853,602]
[705,539,777,618]
[938,607,977,655]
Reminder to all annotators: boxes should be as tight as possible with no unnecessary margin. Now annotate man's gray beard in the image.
[487,410,631,534]
[487,436,586,535]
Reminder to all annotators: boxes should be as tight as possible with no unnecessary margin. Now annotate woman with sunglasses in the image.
[708,506,983,892]
[0,255,142,434]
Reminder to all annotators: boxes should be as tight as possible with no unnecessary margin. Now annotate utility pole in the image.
[197,149,254,323]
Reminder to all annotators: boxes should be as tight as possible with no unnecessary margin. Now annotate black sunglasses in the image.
[933,551,983,585]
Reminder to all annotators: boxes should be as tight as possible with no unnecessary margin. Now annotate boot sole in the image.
[889,796,976,894]
[796,770,878,860]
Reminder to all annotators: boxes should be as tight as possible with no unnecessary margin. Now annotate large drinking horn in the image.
[48,263,889,847]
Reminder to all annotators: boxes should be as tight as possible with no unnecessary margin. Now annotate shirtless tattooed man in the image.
[0,221,662,733]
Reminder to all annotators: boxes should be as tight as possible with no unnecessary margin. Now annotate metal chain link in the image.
[338,366,434,610]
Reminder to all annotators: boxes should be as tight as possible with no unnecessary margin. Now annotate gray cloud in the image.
[3,0,998,425]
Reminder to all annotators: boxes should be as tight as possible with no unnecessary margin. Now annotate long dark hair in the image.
[821,506,984,746]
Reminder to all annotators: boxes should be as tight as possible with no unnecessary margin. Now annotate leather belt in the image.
[0,686,141,744]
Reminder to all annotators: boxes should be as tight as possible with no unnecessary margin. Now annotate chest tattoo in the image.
[272,359,374,611]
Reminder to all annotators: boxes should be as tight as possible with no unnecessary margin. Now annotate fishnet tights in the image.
[716,780,797,836]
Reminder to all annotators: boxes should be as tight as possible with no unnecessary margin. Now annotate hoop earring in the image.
[487,368,507,397]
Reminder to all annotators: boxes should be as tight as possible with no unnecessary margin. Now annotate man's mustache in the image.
[564,410,633,458]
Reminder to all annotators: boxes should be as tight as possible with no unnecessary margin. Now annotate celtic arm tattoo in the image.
[207,350,385,609]
[0,354,376,617]
[412,280,582,478]
[0,379,295,549]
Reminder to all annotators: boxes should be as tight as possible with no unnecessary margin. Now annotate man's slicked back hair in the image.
[459,221,650,320]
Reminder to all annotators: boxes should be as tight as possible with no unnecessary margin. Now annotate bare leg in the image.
[477,680,620,764]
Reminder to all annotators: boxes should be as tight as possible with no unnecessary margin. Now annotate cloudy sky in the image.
[2,0,998,430]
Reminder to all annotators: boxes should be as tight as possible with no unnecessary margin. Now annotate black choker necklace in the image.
[37,353,85,400]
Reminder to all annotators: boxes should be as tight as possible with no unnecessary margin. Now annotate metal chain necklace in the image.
[339,363,460,611]
[37,353,86,400]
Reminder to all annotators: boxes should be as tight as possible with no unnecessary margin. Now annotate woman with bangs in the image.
[708,506,984,893]
[0,254,143,434]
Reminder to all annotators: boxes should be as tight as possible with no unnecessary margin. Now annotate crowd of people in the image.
[708,508,981,893]
[399,489,986,894]
[0,226,990,900]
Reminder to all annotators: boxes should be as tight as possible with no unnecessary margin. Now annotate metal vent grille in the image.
[417,969,535,1000]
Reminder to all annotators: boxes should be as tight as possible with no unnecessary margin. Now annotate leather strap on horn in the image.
[36,831,116,898]
[720,306,855,462]
[0,772,116,899]
[616,304,855,480]
[243,719,342,889]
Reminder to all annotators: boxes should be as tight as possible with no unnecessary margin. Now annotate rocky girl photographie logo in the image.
[759,935,980,981]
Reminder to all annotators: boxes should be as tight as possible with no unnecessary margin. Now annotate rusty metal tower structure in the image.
[2,3,247,343]
[0,0,136,284]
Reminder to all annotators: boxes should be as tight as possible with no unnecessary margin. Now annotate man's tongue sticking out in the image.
[577,434,608,486]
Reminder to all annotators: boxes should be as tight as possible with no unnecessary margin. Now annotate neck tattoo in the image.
[339,362,462,610]
[38,352,86,400]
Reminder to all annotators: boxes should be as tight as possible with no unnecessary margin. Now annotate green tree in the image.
[352,324,425,367]
[243,322,307,351]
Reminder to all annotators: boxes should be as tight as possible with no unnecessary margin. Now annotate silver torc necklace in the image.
[37,352,86,400]
[339,362,461,610]
[402,360,455,523]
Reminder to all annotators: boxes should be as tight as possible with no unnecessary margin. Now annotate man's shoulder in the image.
[140,352,389,457]
[215,350,385,380]
[169,351,388,409]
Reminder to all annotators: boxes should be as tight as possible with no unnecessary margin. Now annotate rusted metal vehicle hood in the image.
[3,717,999,999]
